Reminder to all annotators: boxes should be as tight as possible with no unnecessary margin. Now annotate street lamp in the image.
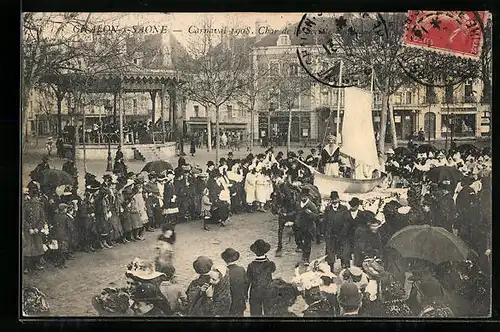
[105,99,113,172]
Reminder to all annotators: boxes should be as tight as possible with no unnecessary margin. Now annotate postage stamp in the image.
[402,11,488,59]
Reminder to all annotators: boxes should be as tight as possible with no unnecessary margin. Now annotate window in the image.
[269,61,280,76]
[277,34,291,46]
[194,105,199,117]
[444,85,454,104]
[373,92,381,105]
[425,86,436,104]
[133,99,137,115]
[405,91,412,104]
[289,63,299,76]
[394,92,402,105]
[227,105,233,118]
[464,79,474,102]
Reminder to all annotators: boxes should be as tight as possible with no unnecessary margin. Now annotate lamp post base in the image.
[106,151,113,172]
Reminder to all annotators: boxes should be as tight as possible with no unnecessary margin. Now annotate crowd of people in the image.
[23,137,491,317]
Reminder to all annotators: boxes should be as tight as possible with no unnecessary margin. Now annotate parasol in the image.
[456,144,478,156]
[386,225,474,265]
[141,160,173,173]
[34,169,75,187]
[426,166,464,188]
[416,144,437,154]
[394,147,412,156]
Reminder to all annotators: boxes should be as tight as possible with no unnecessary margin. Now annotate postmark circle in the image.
[295,13,384,88]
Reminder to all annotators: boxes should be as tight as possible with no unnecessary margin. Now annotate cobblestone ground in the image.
[21,139,489,317]
[23,208,327,316]
[22,145,326,317]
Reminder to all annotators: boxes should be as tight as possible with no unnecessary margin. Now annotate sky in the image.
[80,12,305,46]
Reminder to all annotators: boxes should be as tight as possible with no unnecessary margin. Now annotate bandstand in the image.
[41,67,184,162]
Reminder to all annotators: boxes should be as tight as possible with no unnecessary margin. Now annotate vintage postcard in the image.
[21,12,491,318]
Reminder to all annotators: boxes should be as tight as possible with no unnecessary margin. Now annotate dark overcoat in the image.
[22,197,46,257]
[227,263,248,314]
[323,204,348,264]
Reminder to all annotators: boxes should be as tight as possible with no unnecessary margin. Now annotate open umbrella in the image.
[456,144,478,156]
[35,169,74,187]
[416,144,437,154]
[386,225,474,265]
[426,166,464,188]
[394,147,412,156]
[141,160,173,173]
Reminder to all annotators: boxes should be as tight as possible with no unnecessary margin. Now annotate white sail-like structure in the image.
[340,87,380,178]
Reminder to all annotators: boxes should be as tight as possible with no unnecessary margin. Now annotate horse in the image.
[271,182,302,256]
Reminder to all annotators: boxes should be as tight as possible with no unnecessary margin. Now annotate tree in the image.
[177,15,250,162]
[234,48,276,152]
[266,53,315,151]
[21,13,133,151]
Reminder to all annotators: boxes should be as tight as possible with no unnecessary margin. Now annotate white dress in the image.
[218,177,231,203]
[244,172,257,204]
[255,173,268,204]
[264,175,273,202]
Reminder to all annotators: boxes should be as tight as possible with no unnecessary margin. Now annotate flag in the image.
[317,60,341,84]
[340,87,379,168]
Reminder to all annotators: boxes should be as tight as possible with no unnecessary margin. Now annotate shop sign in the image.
[395,116,402,123]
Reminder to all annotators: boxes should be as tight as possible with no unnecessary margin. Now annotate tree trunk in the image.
[150,91,157,127]
[481,73,491,104]
[81,98,87,173]
[388,101,398,149]
[207,114,212,152]
[287,108,292,152]
[21,83,32,153]
[57,94,64,136]
[215,105,220,163]
[250,108,254,152]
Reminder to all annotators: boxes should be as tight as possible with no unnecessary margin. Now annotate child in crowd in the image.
[221,248,247,317]
[246,239,276,316]
[155,223,176,268]
[201,188,212,231]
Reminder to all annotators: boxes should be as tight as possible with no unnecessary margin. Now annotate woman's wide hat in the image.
[250,239,271,256]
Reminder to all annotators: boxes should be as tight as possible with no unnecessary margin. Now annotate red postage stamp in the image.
[403,11,488,59]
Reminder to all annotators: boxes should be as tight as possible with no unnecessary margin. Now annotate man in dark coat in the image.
[455,176,480,250]
[115,145,124,161]
[23,182,46,273]
[433,181,456,232]
[338,197,367,268]
[221,248,247,316]
[163,171,178,224]
[62,159,78,190]
[323,191,348,270]
[296,188,321,265]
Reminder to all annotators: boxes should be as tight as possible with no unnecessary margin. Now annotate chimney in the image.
[255,20,266,43]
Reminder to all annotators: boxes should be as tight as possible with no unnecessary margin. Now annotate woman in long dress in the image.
[244,168,258,210]
[255,170,268,211]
